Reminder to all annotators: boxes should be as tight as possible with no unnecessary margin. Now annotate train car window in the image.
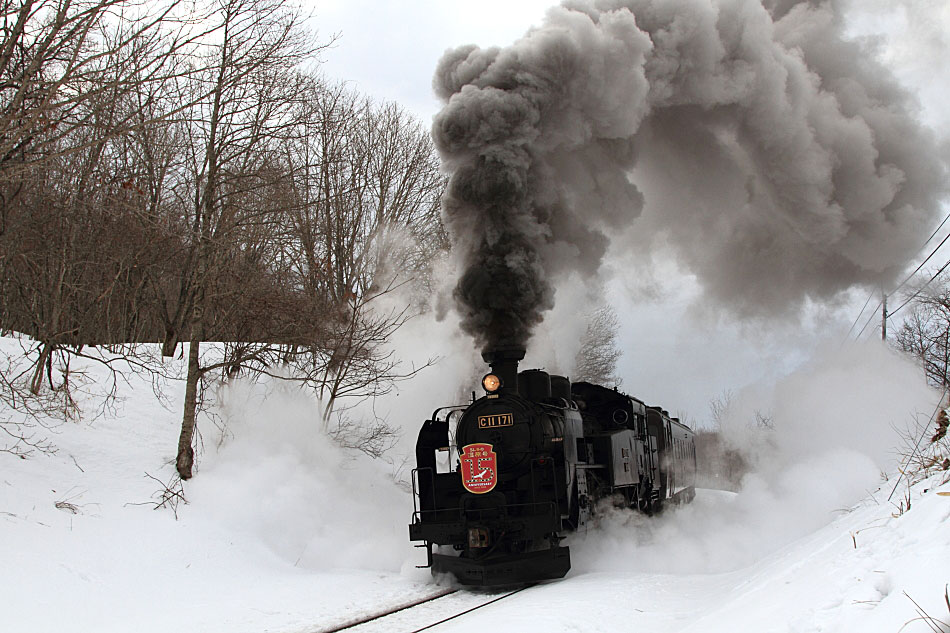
[436,446,453,474]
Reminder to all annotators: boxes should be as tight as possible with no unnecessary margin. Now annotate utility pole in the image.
[882,292,887,341]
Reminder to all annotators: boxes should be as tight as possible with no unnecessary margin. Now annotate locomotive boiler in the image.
[408,346,696,586]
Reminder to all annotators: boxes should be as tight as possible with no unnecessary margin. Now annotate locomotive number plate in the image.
[478,413,514,429]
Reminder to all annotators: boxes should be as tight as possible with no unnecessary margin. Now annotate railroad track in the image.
[315,584,535,633]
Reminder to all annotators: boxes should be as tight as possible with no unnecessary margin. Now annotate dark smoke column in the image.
[433,1,947,349]
[431,73,553,351]
[431,15,653,351]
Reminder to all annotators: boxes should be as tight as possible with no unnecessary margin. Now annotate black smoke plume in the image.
[432,0,948,351]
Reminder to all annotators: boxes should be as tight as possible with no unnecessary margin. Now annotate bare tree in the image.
[693,429,748,491]
[709,388,734,428]
[895,270,950,388]
[274,81,444,427]
[157,0,326,479]
[0,0,215,201]
[0,0,446,470]
[573,304,622,387]
[0,0,216,408]
[0,347,59,455]
[692,389,749,490]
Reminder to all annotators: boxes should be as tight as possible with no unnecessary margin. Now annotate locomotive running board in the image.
[431,546,570,587]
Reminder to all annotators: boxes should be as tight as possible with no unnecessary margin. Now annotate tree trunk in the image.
[30,342,54,395]
[162,328,178,357]
[176,338,201,479]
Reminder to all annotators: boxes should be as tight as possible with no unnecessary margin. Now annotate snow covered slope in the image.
[1,339,948,632]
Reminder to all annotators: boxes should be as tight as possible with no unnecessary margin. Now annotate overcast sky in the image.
[307,0,554,120]
[304,1,950,422]
[308,1,950,127]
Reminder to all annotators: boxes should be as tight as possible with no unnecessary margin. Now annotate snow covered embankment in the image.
[1,338,948,633]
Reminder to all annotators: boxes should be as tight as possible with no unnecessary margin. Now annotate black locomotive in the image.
[408,346,696,586]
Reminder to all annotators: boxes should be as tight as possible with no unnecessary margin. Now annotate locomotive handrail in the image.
[428,404,469,423]
[538,399,578,411]
[410,467,421,516]
[411,467,438,519]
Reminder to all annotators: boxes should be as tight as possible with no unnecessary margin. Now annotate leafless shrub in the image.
[709,389,734,429]
[1,337,181,455]
[697,390,780,490]
[886,399,950,518]
[573,304,622,388]
[895,270,950,389]
[126,472,187,520]
[388,453,414,490]
[891,486,912,518]
[328,410,400,459]
[892,405,950,490]
[694,429,748,492]
[0,418,56,457]
[754,409,775,430]
[1,344,65,456]
[899,587,950,633]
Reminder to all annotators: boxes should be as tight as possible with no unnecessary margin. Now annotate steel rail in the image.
[313,588,458,633]
[408,584,535,632]
[314,583,535,633]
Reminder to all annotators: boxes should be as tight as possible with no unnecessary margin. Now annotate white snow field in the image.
[1,337,948,633]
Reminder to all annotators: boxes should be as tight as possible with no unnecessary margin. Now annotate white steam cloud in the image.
[434,0,948,350]
[185,0,949,583]
[189,380,414,573]
[571,340,939,575]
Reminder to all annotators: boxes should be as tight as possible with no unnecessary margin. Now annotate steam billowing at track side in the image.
[432,0,948,349]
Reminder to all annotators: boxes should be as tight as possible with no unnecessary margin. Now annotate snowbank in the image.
[2,337,946,633]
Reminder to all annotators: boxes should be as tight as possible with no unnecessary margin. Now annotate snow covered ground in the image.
[2,337,948,633]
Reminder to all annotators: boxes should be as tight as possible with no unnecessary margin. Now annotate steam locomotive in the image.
[408,346,696,586]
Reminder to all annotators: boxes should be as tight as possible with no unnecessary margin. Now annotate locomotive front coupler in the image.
[467,526,490,549]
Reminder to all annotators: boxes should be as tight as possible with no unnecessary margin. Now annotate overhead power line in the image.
[888,258,950,319]
[843,210,950,341]
[843,290,875,341]
[888,210,950,299]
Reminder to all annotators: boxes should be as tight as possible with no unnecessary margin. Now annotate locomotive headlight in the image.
[482,373,502,393]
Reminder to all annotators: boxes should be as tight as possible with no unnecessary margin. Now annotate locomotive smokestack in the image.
[482,346,526,394]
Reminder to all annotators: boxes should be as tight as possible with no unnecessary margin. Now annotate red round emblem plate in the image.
[459,443,498,494]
